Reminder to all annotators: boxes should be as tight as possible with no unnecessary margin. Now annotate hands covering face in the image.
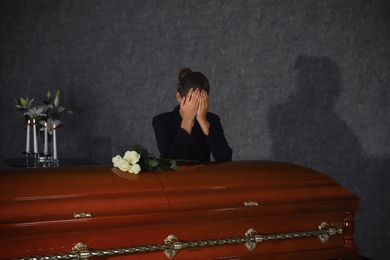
[180,88,208,123]
[179,88,210,135]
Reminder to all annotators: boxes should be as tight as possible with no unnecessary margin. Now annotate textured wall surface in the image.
[0,0,389,259]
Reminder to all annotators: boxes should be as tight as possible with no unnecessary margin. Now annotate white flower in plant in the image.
[112,155,123,167]
[38,118,61,134]
[24,106,45,119]
[57,106,65,113]
[123,151,141,164]
[129,163,141,174]
[42,104,53,112]
[46,118,61,134]
[117,158,131,172]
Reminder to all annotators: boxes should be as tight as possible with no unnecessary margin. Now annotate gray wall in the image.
[1,0,389,259]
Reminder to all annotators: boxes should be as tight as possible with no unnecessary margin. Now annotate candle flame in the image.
[45,122,47,127]
[53,124,56,129]
[33,118,35,124]
[27,119,30,124]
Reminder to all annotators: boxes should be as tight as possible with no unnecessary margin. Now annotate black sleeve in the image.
[152,115,196,159]
[205,115,233,161]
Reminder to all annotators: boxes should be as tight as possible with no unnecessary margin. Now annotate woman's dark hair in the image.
[177,68,210,97]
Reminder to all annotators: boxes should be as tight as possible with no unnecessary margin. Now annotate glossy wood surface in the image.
[0,161,360,259]
[0,166,170,221]
[161,161,358,212]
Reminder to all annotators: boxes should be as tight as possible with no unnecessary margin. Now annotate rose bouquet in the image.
[112,145,178,173]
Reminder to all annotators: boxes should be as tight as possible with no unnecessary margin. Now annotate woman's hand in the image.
[196,90,208,121]
[197,90,210,135]
[180,88,200,134]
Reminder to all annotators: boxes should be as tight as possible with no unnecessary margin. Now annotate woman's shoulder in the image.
[154,106,180,122]
[206,111,221,121]
[153,111,172,118]
[153,111,172,122]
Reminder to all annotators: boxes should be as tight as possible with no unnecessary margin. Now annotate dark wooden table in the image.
[3,157,97,168]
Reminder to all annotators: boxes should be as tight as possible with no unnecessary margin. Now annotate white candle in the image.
[53,124,57,160]
[44,122,48,155]
[25,119,31,153]
[33,119,38,154]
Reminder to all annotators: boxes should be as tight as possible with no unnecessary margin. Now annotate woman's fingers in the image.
[191,88,199,100]
[198,94,204,108]
[187,88,200,108]
[196,90,209,122]
[203,90,209,103]
[200,90,208,109]
[187,88,194,101]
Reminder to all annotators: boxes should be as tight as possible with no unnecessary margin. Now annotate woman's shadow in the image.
[268,54,390,258]
[268,55,362,188]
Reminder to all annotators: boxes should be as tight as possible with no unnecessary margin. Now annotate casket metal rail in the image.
[12,222,342,260]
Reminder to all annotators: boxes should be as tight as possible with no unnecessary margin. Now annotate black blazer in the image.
[152,106,233,162]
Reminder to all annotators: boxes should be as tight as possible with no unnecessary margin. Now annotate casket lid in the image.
[0,166,170,222]
[0,161,359,223]
[158,161,359,212]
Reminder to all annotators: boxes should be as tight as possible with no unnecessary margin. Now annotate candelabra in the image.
[24,120,59,168]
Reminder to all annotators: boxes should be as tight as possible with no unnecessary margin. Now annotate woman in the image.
[152,68,233,162]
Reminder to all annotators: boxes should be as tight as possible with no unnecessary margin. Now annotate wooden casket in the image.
[0,161,360,259]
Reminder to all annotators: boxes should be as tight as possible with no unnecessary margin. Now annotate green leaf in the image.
[169,160,178,170]
[56,90,60,97]
[20,97,27,107]
[148,159,159,168]
[132,145,149,157]
[47,91,51,99]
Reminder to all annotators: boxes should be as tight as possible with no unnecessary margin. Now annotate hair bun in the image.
[178,68,192,80]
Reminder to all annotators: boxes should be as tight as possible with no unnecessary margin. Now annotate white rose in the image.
[123,151,141,164]
[117,158,131,172]
[129,163,141,174]
[112,155,122,167]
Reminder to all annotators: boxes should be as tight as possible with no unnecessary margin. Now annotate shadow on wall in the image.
[267,54,390,259]
[268,55,362,185]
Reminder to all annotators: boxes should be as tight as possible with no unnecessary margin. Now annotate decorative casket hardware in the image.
[0,161,360,259]
[72,242,90,259]
[12,222,342,259]
[244,201,259,206]
[73,212,92,218]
